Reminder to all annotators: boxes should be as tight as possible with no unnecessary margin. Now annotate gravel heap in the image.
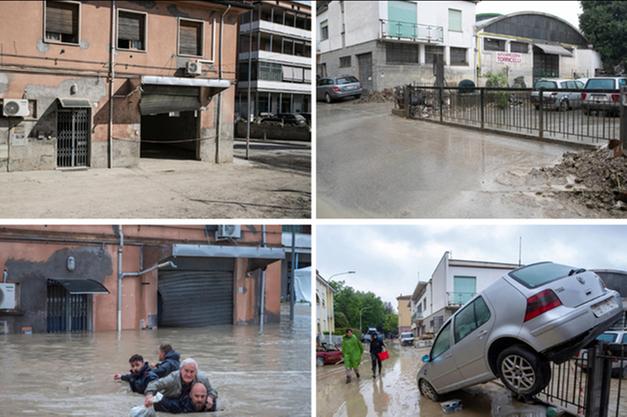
[354,88,396,103]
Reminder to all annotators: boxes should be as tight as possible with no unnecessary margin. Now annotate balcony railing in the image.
[412,310,424,321]
[448,291,476,306]
[380,19,443,43]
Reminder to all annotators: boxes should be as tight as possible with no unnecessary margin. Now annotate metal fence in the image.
[536,343,625,417]
[400,85,621,145]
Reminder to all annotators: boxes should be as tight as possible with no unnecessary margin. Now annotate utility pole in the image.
[290,229,296,321]
[518,236,522,266]
[246,9,253,160]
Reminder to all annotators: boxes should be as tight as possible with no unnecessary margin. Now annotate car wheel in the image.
[559,100,569,112]
[316,357,324,367]
[354,94,361,100]
[418,378,441,402]
[325,93,332,104]
[497,345,550,397]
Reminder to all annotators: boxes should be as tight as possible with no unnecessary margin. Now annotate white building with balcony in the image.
[316,0,477,91]
[410,251,518,337]
[316,271,335,337]
[237,0,312,116]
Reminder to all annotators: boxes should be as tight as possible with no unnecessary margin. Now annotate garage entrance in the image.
[139,85,201,160]
[533,46,559,82]
[157,257,234,327]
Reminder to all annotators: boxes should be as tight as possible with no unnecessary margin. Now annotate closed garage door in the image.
[158,257,234,327]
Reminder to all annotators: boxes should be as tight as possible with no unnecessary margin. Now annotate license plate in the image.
[592,94,608,102]
[592,298,618,317]
[345,85,357,90]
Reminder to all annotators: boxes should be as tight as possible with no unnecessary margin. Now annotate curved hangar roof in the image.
[477,11,589,47]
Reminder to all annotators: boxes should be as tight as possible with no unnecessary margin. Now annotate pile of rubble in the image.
[535,147,627,213]
[354,88,395,103]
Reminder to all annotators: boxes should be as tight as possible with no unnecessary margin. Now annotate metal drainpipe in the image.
[290,229,296,321]
[246,8,253,160]
[117,225,124,333]
[259,268,265,334]
[107,0,116,169]
[216,5,232,163]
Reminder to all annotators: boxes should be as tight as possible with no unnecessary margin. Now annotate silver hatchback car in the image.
[417,262,622,401]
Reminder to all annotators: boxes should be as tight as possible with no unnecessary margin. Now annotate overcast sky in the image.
[317,224,627,310]
[476,1,583,30]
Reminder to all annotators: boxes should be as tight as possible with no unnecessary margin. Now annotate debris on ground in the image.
[440,399,463,413]
[528,147,627,215]
[354,88,396,103]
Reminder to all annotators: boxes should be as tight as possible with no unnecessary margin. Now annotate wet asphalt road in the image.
[317,101,596,218]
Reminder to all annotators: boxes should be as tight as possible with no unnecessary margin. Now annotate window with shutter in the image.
[117,10,145,50]
[179,19,203,56]
[45,1,79,44]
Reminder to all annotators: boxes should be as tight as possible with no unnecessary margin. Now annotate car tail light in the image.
[524,289,562,322]
[332,86,341,93]
[581,92,587,100]
[611,93,620,103]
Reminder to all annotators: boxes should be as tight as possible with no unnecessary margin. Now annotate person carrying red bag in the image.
[369,332,386,378]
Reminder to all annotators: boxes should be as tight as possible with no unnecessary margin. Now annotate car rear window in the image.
[619,79,627,87]
[586,79,616,90]
[535,80,557,89]
[597,332,619,343]
[336,76,359,85]
[509,262,580,288]
[623,333,627,345]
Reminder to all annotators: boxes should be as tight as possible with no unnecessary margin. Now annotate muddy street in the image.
[0,305,311,417]
[318,343,547,417]
[317,101,616,218]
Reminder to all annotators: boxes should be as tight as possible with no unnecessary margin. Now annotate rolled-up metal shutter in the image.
[179,21,202,56]
[158,257,234,327]
[118,11,143,41]
[140,85,201,115]
[46,1,77,35]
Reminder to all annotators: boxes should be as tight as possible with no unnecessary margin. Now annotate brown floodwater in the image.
[0,305,311,417]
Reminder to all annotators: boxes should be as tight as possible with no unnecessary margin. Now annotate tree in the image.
[330,280,387,332]
[579,1,627,72]
[383,313,399,335]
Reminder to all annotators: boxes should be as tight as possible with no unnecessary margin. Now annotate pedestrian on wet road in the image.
[342,328,363,383]
[369,333,385,377]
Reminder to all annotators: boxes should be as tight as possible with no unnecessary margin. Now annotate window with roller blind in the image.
[178,19,204,57]
[45,0,80,44]
[117,10,146,51]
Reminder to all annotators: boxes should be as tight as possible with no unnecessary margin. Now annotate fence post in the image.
[480,87,485,129]
[439,86,443,123]
[538,90,544,139]
[620,86,627,152]
[585,343,612,417]
[404,85,411,119]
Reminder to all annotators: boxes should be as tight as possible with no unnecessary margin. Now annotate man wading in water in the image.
[369,333,386,377]
[342,328,363,384]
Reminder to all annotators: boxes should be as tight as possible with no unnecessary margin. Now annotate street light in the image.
[328,270,356,280]
[325,270,356,344]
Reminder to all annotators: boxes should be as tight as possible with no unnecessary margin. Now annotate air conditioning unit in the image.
[2,99,29,117]
[0,283,16,309]
[185,60,202,76]
[216,225,242,240]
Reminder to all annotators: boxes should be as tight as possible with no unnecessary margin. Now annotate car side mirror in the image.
[421,354,430,363]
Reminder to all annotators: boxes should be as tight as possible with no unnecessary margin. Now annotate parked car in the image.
[531,79,584,111]
[417,262,622,401]
[581,77,627,116]
[300,112,311,126]
[400,332,415,346]
[317,343,343,366]
[362,327,379,343]
[317,75,363,103]
[578,330,627,377]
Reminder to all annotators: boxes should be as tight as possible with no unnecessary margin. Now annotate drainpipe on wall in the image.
[108,0,116,169]
[259,268,265,334]
[116,225,124,333]
[290,229,296,321]
[215,4,232,163]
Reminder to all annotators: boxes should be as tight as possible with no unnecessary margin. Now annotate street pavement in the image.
[317,100,609,218]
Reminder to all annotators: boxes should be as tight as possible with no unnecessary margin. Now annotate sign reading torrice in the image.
[496,52,522,64]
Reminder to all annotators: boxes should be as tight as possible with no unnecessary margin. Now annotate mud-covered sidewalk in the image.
[0,155,310,218]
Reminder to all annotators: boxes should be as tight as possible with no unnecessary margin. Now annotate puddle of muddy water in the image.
[0,305,311,417]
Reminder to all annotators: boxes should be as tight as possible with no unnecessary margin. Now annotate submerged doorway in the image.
[140,111,199,160]
[46,281,91,333]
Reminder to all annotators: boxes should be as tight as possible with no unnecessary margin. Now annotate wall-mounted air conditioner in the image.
[0,283,16,309]
[216,225,242,240]
[185,60,202,76]
[2,99,29,117]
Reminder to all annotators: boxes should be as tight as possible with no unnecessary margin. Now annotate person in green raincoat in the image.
[342,328,363,383]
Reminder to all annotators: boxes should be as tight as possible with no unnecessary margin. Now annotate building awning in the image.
[57,98,91,108]
[139,77,230,115]
[141,76,230,89]
[49,279,110,295]
[172,244,285,271]
[534,43,573,56]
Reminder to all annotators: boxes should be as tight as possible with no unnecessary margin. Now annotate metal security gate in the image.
[357,53,373,92]
[46,281,91,333]
[158,258,234,327]
[533,47,559,82]
[57,109,89,168]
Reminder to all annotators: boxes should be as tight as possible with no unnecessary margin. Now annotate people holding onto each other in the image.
[148,382,215,414]
[144,358,217,412]
[342,328,363,384]
[114,354,159,394]
[151,344,181,378]
[369,332,386,377]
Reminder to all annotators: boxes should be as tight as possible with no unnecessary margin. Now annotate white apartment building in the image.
[237,0,312,116]
[316,271,335,336]
[410,251,519,337]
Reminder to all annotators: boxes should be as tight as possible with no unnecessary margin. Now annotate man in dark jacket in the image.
[114,354,158,393]
[151,344,181,378]
[369,333,386,377]
[152,382,214,414]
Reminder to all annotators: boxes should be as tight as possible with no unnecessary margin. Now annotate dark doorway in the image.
[57,108,90,168]
[357,52,373,92]
[46,281,91,333]
[533,47,559,83]
[140,111,199,160]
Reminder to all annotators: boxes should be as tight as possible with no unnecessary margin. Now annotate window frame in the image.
[449,47,468,66]
[43,0,82,46]
[430,320,452,360]
[484,37,506,52]
[510,41,529,54]
[453,296,491,344]
[177,17,205,58]
[320,19,329,41]
[116,8,148,53]
[448,8,462,32]
[339,55,351,68]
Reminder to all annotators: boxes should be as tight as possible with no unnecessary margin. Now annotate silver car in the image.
[317,75,363,103]
[531,79,584,111]
[417,262,622,401]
